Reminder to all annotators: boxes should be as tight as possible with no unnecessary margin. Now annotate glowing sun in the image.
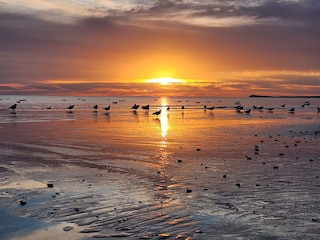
[146,77,185,85]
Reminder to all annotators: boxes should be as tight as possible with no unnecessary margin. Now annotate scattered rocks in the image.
[20,200,27,206]
[63,226,73,231]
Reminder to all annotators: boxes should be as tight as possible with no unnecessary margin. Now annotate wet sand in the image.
[0,108,320,239]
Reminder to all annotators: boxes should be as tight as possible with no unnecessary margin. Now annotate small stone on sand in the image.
[63,226,73,231]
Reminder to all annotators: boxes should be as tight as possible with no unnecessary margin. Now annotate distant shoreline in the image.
[249,95,320,98]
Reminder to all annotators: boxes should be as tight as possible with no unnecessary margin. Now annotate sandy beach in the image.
[0,96,320,239]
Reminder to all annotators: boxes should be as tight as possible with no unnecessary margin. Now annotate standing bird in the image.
[288,107,295,113]
[93,105,98,110]
[204,105,214,110]
[66,105,74,111]
[167,106,170,111]
[9,104,17,112]
[131,104,139,110]
[104,106,111,111]
[181,105,185,110]
[142,104,150,110]
[244,109,251,114]
[152,109,161,116]
[280,104,285,108]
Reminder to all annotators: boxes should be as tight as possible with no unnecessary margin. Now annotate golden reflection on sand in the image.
[159,97,169,142]
[0,180,47,190]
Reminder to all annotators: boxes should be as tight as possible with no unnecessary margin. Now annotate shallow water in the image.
[0,96,320,239]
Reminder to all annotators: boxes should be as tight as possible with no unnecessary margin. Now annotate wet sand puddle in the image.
[0,142,203,239]
[1,127,320,239]
[0,103,320,239]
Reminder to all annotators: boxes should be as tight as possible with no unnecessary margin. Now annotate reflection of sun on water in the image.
[160,97,169,145]
[157,97,170,171]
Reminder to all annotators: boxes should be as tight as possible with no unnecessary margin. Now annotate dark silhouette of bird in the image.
[234,105,243,110]
[46,106,51,109]
[317,107,320,112]
[152,109,161,116]
[142,105,150,110]
[66,105,74,110]
[9,104,17,111]
[267,107,274,111]
[280,104,285,108]
[93,105,98,110]
[288,107,295,113]
[131,104,139,110]
[204,105,214,110]
[104,106,111,111]
[244,109,251,114]
[167,106,170,111]
[181,105,185,109]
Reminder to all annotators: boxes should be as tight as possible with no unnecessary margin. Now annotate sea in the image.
[0,95,320,239]
[0,95,319,124]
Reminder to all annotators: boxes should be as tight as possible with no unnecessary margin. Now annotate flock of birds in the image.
[7,100,320,115]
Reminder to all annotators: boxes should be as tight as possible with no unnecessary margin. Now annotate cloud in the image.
[0,0,320,96]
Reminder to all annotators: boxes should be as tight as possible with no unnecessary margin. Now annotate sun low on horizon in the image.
[145,77,186,85]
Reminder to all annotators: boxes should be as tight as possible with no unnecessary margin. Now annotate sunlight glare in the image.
[160,97,169,143]
[146,77,185,85]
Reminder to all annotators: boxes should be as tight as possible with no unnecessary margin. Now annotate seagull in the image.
[280,104,285,108]
[93,105,98,110]
[142,104,150,110]
[234,105,243,110]
[267,107,274,111]
[131,104,139,110]
[66,105,74,110]
[288,107,295,113]
[152,109,161,116]
[9,104,17,112]
[204,105,214,110]
[244,109,251,114]
[104,106,111,111]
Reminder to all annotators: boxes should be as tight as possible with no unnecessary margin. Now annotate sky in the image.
[0,0,320,97]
